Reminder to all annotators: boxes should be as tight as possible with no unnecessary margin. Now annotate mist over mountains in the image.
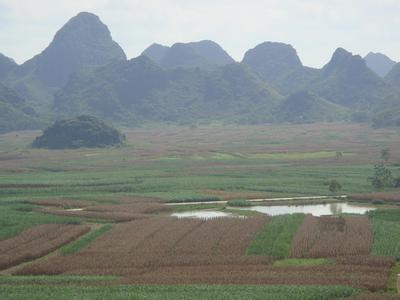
[0,11,399,133]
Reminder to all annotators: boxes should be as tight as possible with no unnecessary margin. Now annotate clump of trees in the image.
[328,180,342,194]
[32,115,125,149]
[369,148,400,189]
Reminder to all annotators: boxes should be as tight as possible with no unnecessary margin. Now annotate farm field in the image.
[1,123,400,299]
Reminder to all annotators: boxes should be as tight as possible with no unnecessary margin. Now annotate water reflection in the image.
[233,202,374,217]
[172,211,233,219]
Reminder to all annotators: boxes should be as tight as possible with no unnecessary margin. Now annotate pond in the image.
[172,211,234,219]
[231,202,375,216]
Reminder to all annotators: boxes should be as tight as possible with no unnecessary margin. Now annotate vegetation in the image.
[247,214,305,258]
[0,124,399,296]
[328,179,342,194]
[32,115,125,149]
[273,258,331,267]
[369,163,393,189]
[0,284,359,300]
[226,199,252,207]
[0,224,89,270]
[388,262,400,293]
[291,216,373,258]
[368,209,400,259]
[0,83,42,133]
[61,225,113,255]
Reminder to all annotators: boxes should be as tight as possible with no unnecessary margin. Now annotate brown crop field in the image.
[13,215,393,291]
[15,216,270,275]
[121,264,390,291]
[291,215,374,258]
[350,192,400,203]
[40,197,169,222]
[0,224,90,270]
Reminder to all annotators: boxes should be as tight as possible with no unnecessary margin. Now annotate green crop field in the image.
[247,214,305,257]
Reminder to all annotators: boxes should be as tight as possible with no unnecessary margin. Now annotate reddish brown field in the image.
[0,224,90,270]
[14,216,393,291]
[351,192,400,203]
[40,197,169,222]
[15,216,269,275]
[291,215,374,258]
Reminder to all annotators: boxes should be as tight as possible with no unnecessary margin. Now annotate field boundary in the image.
[166,195,348,206]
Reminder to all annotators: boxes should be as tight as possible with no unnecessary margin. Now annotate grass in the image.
[0,275,118,285]
[388,262,400,293]
[0,202,82,240]
[273,258,332,267]
[0,284,360,300]
[368,209,400,259]
[247,214,305,258]
[171,203,225,213]
[60,225,113,255]
[227,199,252,207]
[166,196,221,203]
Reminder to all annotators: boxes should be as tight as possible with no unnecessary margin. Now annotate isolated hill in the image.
[242,42,319,95]
[142,40,234,69]
[275,91,350,123]
[385,63,400,87]
[0,53,17,79]
[54,55,282,124]
[4,12,126,108]
[32,115,124,149]
[0,83,42,133]
[308,48,392,110]
[364,52,396,77]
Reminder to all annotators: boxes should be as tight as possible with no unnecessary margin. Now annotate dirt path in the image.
[166,195,348,206]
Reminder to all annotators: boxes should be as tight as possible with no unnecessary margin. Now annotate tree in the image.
[369,162,393,189]
[394,176,400,188]
[381,148,391,163]
[328,180,342,194]
[335,152,343,160]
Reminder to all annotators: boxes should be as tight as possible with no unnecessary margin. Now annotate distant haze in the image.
[0,0,399,67]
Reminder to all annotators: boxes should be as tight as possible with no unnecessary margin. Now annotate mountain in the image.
[142,43,169,63]
[385,63,400,87]
[0,83,42,133]
[308,48,392,110]
[364,52,396,77]
[0,53,17,79]
[33,115,124,149]
[275,91,350,123]
[53,55,282,125]
[242,42,319,95]
[142,40,234,69]
[4,12,126,109]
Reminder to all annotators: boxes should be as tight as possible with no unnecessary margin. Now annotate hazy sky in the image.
[0,0,399,67]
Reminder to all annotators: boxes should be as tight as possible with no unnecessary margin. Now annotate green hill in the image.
[242,42,319,95]
[275,91,350,123]
[0,83,43,133]
[4,12,126,111]
[308,48,393,110]
[143,40,234,70]
[385,63,400,88]
[364,52,396,77]
[32,115,124,149]
[53,56,282,125]
[0,53,17,79]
